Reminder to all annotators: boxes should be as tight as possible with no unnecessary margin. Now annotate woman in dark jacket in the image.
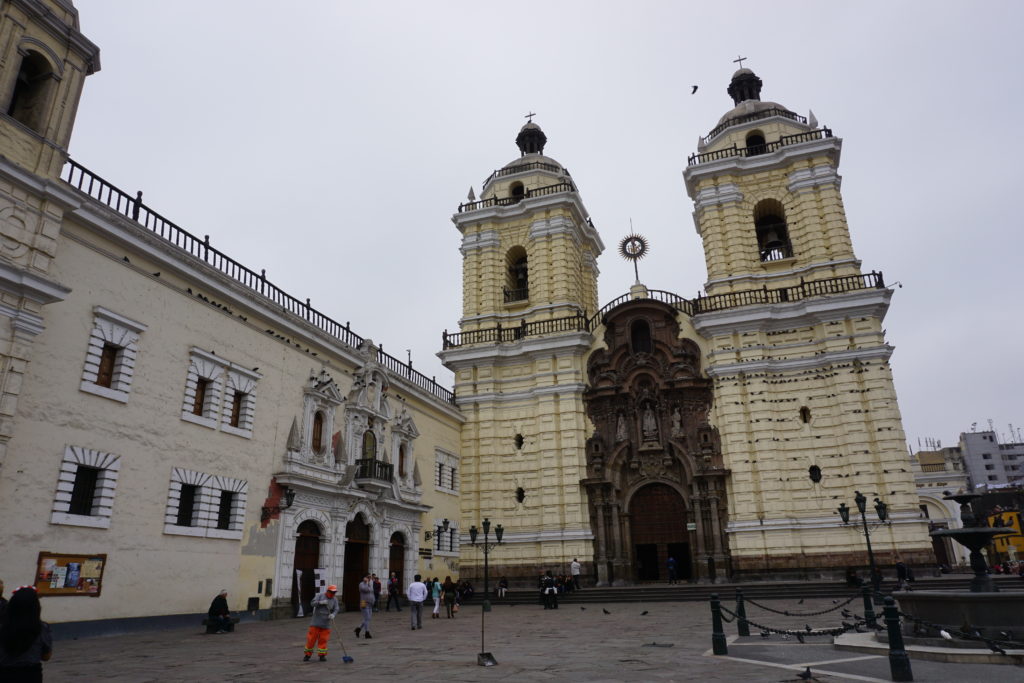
[207,590,232,633]
[442,576,457,618]
[0,586,52,682]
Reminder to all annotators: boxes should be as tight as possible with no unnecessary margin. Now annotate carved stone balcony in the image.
[353,458,393,490]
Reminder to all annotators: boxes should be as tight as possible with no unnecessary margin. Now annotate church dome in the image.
[516,121,547,156]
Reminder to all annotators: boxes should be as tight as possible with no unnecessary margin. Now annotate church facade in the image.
[445,72,932,584]
[0,0,934,630]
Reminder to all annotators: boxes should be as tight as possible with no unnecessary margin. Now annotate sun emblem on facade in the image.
[619,233,649,281]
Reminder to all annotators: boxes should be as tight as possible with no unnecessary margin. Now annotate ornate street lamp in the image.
[469,517,504,666]
[260,486,295,522]
[424,518,450,543]
[838,491,890,595]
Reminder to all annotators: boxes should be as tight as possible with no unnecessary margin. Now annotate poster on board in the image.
[35,551,107,597]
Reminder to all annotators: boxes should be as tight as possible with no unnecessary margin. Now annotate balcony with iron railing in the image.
[688,128,833,166]
[701,108,809,146]
[503,286,528,304]
[458,180,576,213]
[441,272,886,349]
[482,161,569,188]
[354,458,393,487]
[60,159,456,405]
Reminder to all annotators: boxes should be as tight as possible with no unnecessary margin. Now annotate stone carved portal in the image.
[583,299,730,584]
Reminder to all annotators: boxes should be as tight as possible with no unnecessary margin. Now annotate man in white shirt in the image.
[570,558,582,590]
[407,574,429,630]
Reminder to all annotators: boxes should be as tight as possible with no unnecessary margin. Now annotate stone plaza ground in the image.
[44,597,1021,682]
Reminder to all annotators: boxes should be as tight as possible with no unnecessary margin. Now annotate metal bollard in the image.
[710,593,728,655]
[862,584,877,629]
[883,596,913,681]
[735,590,750,637]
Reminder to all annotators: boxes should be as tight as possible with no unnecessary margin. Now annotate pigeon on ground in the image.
[691,85,698,94]
[760,630,771,639]
[603,608,611,615]
[841,609,854,619]
[939,630,953,640]
[797,667,814,681]
[805,624,812,632]
[798,598,804,604]
[796,633,805,644]
[641,611,648,616]
[987,641,1007,655]
[580,607,586,611]
[841,621,856,630]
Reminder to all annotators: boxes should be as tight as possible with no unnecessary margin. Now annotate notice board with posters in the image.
[34,551,107,597]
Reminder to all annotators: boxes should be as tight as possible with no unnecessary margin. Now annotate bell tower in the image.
[0,0,100,469]
[684,70,932,576]
[440,121,603,583]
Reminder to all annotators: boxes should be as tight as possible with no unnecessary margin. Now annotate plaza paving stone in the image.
[43,597,1020,681]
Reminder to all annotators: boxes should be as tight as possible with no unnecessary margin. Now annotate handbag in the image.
[452,603,459,613]
[360,600,367,609]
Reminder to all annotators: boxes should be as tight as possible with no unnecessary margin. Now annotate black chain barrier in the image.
[720,603,854,639]
[897,609,1023,653]
[742,591,860,617]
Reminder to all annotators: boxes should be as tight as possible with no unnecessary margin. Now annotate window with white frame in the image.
[434,519,460,555]
[434,449,459,494]
[79,307,147,403]
[164,467,248,540]
[51,446,122,529]
[180,348,260,438]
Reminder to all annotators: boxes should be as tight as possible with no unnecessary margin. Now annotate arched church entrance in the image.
[342,515,370,610]
[389,532,405,586]
[582,298,731,585]
[629,483,691,582]
[292,520,321,613]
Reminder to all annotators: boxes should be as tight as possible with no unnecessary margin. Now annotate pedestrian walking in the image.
[407,575,428,630]
[443,576,456,618]
[541,570,558,609]
[431,577,442,619]
[385,572,402,612]
[354,575,375,639]
[371,574,382,612]
[570,558,581,590]
[667,556,678,584]
[303,584,339,662]
[1,585,53,681]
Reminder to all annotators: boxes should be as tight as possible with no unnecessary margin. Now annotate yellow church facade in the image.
[446,69,932,584]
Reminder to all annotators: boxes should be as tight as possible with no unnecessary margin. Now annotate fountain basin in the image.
[896,590,1024,638]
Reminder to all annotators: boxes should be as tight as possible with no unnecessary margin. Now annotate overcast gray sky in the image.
[71,1,1023,450]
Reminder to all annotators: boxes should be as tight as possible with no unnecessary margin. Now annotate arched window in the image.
[312,411,325,453]
[509,181,525,203]
[504,246,528,302]
[754,199,793,262]
[7,50,55,134]
[745,131,767,156]
[362,430,377,460]
[630,319,653,354]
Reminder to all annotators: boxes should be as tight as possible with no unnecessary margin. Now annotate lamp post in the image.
[838,491,889,596]
[260,486,296,522]
[424,518,450,545]
[469,518,503,666]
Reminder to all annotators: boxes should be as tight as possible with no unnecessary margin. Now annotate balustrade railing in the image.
[503,286,529,303]
[458,181,576,213]
[354,458,393,482]
[701,108,808,146]
[482,161,568,188]
[443,273,886,349]
[61,159,455,405]
[688,128,833,166]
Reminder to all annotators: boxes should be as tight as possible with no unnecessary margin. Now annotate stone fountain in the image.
[895,493,1022,639]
